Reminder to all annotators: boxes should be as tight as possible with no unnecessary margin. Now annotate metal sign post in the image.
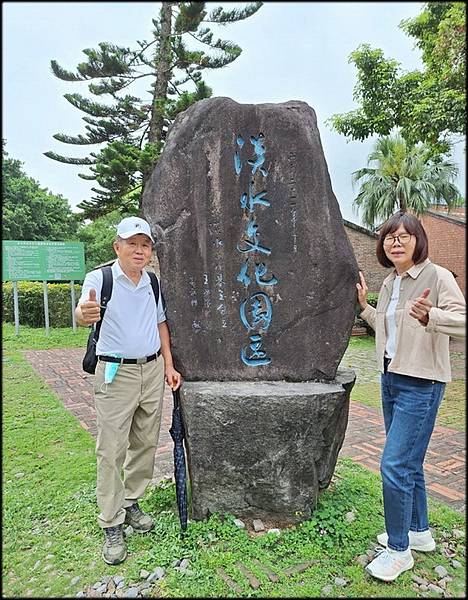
[43,281,50,336]
[70,281,77,332]
[13,281,20,336]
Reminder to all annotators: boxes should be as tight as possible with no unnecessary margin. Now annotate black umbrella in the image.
[169,387,188,531]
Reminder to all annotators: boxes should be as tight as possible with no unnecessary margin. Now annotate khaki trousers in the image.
[93,356,165,528]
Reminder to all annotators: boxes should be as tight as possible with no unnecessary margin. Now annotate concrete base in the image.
[180,369,355,523]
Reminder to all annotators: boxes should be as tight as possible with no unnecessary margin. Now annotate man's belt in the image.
[98,350,161,364]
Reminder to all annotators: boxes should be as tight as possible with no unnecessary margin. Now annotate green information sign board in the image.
[2,240,86,281]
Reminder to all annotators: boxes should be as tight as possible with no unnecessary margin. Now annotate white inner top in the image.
[385,275,402,359]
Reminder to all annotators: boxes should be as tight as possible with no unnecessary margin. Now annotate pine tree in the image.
[45,2,263,218]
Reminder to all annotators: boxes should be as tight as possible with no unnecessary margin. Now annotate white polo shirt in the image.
[78,260,166,358]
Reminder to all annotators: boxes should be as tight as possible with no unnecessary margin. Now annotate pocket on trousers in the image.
[93,361,105,394]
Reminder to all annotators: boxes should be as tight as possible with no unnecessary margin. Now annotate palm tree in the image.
[352,133,462,228]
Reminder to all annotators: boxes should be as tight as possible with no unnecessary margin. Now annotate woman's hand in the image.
[165,365,182,390]
[356,271,369,311]
[409,288,432,326]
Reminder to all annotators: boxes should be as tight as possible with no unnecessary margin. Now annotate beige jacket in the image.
[360,259,465,382]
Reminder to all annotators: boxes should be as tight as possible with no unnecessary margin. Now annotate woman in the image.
[356,211,465,582]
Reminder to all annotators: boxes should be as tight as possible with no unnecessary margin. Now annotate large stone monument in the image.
[143,97,358,522]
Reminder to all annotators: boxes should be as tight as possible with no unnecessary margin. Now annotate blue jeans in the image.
[380,361,445,551]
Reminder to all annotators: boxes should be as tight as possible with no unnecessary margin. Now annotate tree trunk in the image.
[140,2,173,213]
[399,190,407,213]
[149,2,173,145]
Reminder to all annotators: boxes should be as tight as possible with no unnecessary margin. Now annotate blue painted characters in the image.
[240,182,270,213]
[248,133,268,176]
[237,218,271,256]
[234,134,245,175]
[234,133,277,366]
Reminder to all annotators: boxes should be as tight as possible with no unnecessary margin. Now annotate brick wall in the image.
[429,205,466,218]
[419,210,466,297]
[343,220,391,293]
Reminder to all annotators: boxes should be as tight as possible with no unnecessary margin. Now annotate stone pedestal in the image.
[181,369,355,523]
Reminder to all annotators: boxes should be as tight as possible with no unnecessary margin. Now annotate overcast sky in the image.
[3,1,466,226]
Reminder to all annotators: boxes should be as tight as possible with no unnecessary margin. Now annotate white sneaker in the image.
[377,529,436,552]
[365,547,414,581]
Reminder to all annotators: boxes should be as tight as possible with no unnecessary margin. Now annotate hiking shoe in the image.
[377,529,436,552]
[365,547,414,581]
[102,524,127,565]
[124,502,154,532]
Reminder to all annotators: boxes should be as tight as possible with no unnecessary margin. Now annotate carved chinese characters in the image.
[142,97,359,381]
[235,133,277,367]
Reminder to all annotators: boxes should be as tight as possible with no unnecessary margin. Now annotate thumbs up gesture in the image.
[409,288,432,326]
[80,288,101,325]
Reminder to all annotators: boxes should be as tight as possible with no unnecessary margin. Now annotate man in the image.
[76,216,181,565]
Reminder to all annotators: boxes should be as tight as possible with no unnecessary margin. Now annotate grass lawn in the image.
[2,325,466,597]
[347,335,376,351]
[2,322,89,351]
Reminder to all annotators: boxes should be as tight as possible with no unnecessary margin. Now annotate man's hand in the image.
[165,365,182,391]
[79,288,101,326]
[409,288,432,326]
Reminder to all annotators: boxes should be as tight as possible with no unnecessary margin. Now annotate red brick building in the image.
[344,207,466,297]
[420,207,466,297]
[343,220,391,293]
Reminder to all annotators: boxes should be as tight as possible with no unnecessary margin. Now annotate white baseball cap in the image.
[116,216,155,243]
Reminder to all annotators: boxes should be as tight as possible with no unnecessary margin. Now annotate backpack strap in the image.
[100,265,113,309]
[148,271,165,310]
[94,265,113,341]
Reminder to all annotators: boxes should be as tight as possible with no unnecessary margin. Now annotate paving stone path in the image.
[23,339,465,513]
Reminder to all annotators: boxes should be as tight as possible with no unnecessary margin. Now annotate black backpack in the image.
[82,265,161,374]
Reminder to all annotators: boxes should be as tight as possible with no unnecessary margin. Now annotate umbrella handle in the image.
[172,386,181,409]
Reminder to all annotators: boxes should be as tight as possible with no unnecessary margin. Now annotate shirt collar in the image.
[382,258,431,288]
[405,258,431,279]
[112,260,125,279]
[112,259,150,288]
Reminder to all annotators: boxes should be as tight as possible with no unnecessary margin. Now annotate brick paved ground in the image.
[23,342,465,512]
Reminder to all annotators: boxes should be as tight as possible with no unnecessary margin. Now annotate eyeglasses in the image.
[383,233,413,247]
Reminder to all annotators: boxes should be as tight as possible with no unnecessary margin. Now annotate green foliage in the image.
[400,2,465,92]
[351,133,461,227]
[2,282,82,328]
[327,3,466,153]
[2,142,80,241]
[366,292,378,308]
[46,2,263,218]
[76,209,130,270]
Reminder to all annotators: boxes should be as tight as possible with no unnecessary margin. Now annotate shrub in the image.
[2,281,82,328]
[366,292,378,308]
[354,292,379,316]
[354,292,378,336]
